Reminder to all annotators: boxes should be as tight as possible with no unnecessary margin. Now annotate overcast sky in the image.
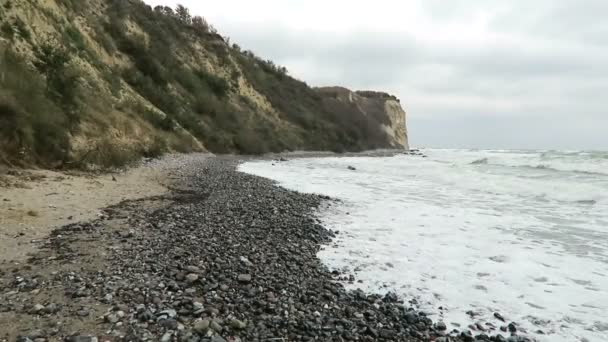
[143,0,607,150]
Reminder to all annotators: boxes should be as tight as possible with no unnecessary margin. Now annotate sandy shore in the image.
[0,164,168,264]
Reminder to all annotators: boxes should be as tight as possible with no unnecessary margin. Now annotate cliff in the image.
[316,87,408,149]
[0,0,408,168]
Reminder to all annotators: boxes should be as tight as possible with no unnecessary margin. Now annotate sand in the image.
[0,163,169,264]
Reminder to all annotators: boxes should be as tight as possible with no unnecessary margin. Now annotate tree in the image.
[175,4,191,24]
[161,6,174,17]
[192,16,209,33]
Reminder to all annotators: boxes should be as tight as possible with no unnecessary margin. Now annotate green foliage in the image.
[33,43,82,121]
[94,23,116,54]
[175,5,191,24]
[0,21,13,39]
[56,0,88,13]
[101,67,122,97]
[63,24,87,54]
[0,48,71,166]
[13,17,30,41]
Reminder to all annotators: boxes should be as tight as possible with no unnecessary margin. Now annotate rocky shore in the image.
[1,156,522,341]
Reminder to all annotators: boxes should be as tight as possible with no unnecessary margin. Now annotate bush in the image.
[63,24,87,53]
[33,43,82,121]
[0,21,13,39]
[13,17,30,42]
[0,48,71,165]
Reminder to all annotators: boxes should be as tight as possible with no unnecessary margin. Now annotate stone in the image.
[66,337,98,342]
[230,319,247,329]
[105,313,120,324]
[185,265,201,273]
[31,304,45,313]
[237,274,251,283]
[27,330,45,339]
[159,319,178,330]
[193,319,210,333]
[210,320,223,332]
[494,312,505,322]
[436,321,447,331]
[185,273,199,283]
[158,309,177,319]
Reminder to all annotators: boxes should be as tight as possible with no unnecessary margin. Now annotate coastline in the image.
[0,154,480,341]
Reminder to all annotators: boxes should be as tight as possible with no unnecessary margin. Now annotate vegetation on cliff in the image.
[0,0,405,168]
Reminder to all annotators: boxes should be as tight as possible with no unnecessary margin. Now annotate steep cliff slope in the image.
[316,87,408,149]
[0,0,408,167]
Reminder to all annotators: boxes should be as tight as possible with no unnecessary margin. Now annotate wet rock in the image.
[494,312,505,322]
[436,321,447,331]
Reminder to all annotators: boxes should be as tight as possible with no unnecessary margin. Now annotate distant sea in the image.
[240,149,608,342]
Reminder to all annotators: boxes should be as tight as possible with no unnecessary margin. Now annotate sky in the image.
[143,0,607,150]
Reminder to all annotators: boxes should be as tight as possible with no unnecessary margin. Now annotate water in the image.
[239,149,608,342]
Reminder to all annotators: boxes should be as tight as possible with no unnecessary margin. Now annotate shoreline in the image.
[0,154,509,341]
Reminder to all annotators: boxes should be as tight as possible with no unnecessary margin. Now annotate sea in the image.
[239,149,608,342]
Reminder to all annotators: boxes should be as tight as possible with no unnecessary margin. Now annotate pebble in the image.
[185,273,199,283]
[31,304,45,313]
[230,318,247,329]
[237,274,251,283]
[209,320,223,332]
[105,313,120,324]
[65,337,98,342]
[193,319,210,333]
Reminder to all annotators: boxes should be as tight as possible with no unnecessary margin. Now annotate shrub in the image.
[63,24,87,53]
[0,21,13,39]
[13,17,30,42]
[33,43,82,118]
[195,70,230,98]
[0,48,71,165]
